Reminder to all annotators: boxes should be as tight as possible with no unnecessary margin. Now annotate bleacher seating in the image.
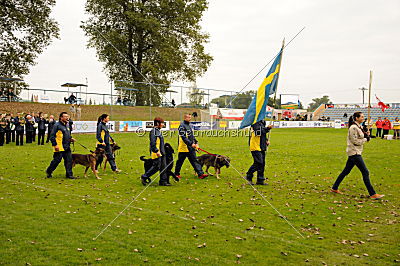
[320,107,400,122]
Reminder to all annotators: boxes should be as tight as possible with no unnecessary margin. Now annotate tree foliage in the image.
[0,0,59,93]
[307,95,332,111]
[82,0,213,106]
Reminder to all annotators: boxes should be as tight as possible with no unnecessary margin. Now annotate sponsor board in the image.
[119,121,142,132]
[72,121,115,133]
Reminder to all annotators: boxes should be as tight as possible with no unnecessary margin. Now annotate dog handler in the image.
[141,117,170,186]
[246,120,272,185]
[46,112,76,179]
[174,114,208,179]
[331,112,384,199]
[96,114,121,173]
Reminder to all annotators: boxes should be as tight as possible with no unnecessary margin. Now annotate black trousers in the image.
[382,129,389,139]
[46,131,51,143]
[32,129,36,142]
[0,132,4,146]
[46,148,73,178]
[26,131,33,143]
[5,130,11,144]
[142,156,169,184]
[376,128,382,137]
[332,155,376,196]
[16,131,24,146]
[246,151,266,181]
[95,144,117,171]
[11,130,15,142]
[174,150,204,176]
[38,129,46,145]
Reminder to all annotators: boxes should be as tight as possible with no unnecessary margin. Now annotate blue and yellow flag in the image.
[239,49,282,129]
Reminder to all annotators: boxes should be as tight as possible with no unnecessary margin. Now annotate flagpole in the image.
[269,38,285,131]
[367,70,372,129]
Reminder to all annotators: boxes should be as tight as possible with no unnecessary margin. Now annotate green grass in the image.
[0,128,399,265]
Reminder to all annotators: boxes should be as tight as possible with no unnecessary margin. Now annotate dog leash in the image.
[75,141,94,153]
[196,147,217,156]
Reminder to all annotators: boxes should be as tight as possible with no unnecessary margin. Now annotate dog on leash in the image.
[196,154,230,179]
[139,142,179,183]
[72,147,105,179]
[101,143,121,170]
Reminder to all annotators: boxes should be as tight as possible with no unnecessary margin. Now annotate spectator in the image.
[116,96,122,105]
[381,117,391,139]
[171,99,176,107]
[375,117,383,138]
[64,97,68,104]
[69,104,76,120]
[393,117,400,140]
[343,112,348,118]
[76,104,82,121]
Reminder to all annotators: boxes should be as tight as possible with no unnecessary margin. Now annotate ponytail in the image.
[348,112,362,128]
[98,114,108,124]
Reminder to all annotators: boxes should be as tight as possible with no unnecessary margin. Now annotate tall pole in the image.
[367,71,372,129]
[359,87,367,104]
[110,80,113,118]
[272,38,285,122]
[149,83,152,120]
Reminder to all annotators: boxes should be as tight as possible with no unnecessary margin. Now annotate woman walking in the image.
[331,112,384,199]
[95,114,121,175]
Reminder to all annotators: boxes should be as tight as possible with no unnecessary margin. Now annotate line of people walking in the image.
[374,117,399,139]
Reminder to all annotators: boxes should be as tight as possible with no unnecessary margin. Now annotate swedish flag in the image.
[239,48,282,129]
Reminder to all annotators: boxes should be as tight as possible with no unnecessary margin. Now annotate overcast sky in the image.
[25,0,400,106]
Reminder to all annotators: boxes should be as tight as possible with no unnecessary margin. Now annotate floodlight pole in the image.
[367,71,372,129]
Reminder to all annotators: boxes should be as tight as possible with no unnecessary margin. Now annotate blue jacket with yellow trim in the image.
[96,122,113,145]
[249,120,270,151]
[149,127,165,159]
[178,120,197,152]
[50,121,72,152]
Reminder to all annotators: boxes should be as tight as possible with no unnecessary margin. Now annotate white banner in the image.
[276,121,334,128]
[142,121,170,131]
[72,121,115,133]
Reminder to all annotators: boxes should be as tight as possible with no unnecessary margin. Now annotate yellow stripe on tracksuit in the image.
[254,63,280,124]
[178,133,189,152]
[151,138,161,159]
[96,130,105,145]
[53,130,64,152]
[249,130,261,151]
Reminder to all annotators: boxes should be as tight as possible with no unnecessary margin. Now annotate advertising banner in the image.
[281,94,299,109]
[275,121,334,128]
[72,121,115,133]
[142,121,170,131]
[190,121,212,130]
[170,121,180,129]
[119,121,142,132]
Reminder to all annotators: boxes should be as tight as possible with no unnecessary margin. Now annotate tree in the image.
[307,95,332,111]
[0,0,59,94]
[82,0,213,106]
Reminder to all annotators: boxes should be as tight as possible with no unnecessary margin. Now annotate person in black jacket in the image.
[0,114,6,146]
[174,114,208,179]
[14,114,25,146]
[25,114,34,143]
[4,114,11,144]
[246,120,272,185]
[46,115,55,143]
[95,114,121,173]
[31,112,38,142]
[37,112,47,145]
[141,117,170,186]
[46,112,76,179]
[9,113,16,142]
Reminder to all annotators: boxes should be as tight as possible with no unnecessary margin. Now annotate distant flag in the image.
[376,95,389,112]
[239,48,283,129]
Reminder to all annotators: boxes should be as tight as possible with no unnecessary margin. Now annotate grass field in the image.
[0,128,399,265]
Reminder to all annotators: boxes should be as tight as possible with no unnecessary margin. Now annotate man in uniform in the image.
[0,114,6,146]
[9,113,16,142]
[4,114,11,144]
[141,117,170,186]
[14,113,25,146]
[46,112,76,179]
[37,112,47,145]
[174,114,208,179]
[25,114,34,143]
[46,115,55,143]
[246,120,272,185]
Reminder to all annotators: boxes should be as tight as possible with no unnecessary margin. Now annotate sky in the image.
[24,0,400,106]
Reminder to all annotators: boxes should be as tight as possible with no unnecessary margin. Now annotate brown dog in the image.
[196,154,230,179]
[102,143,121,170]
[72,147,105,179]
